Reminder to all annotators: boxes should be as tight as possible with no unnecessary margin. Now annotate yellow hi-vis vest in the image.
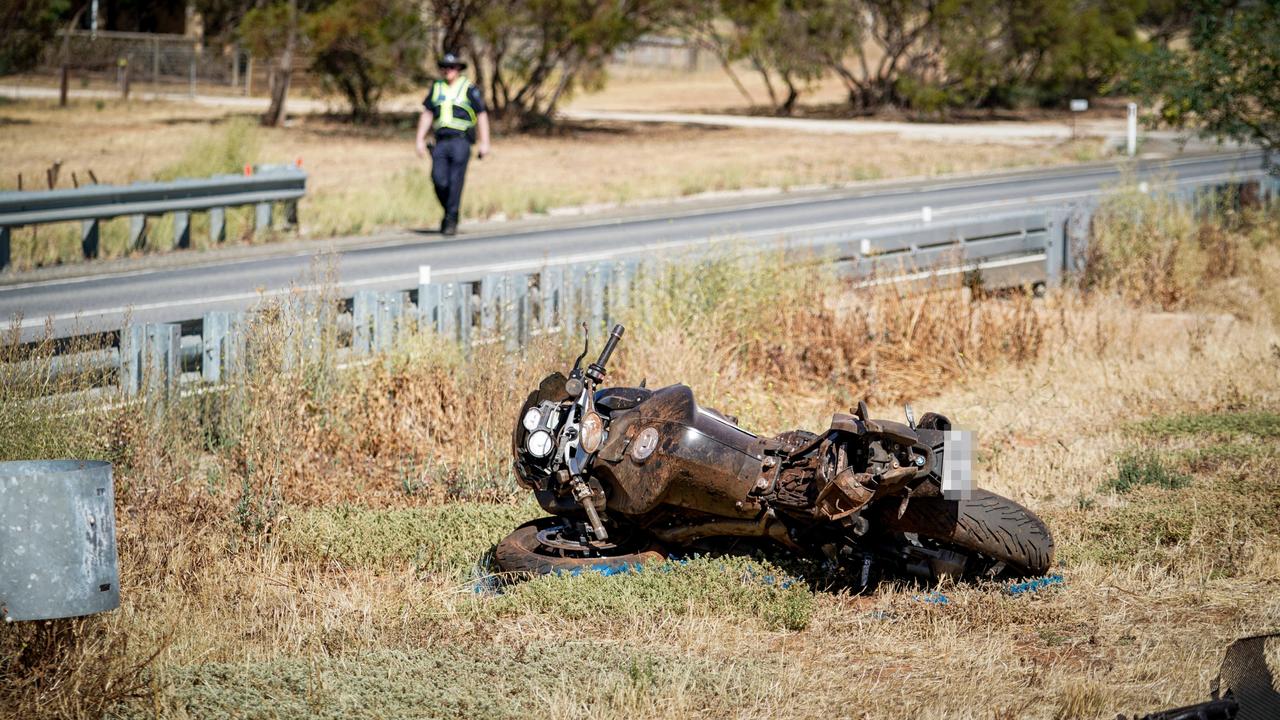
[431,77,477,132]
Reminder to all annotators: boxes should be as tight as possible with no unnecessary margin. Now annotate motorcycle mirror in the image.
[904,404,916,429]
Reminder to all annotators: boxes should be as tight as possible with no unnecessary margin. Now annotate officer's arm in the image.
[476,111,491,157]
[415,110,433,157]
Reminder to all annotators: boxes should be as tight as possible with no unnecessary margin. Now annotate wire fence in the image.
[31,30,710,99]
[34,30,328,97]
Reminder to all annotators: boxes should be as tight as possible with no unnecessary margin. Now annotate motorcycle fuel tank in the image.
[596,385,765,519]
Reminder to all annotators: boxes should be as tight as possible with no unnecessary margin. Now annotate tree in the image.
[1126,1,1280,162]
[306,0,427,121]
[1,0,72,76]
[240,0,300,126]
[469,0,679,127]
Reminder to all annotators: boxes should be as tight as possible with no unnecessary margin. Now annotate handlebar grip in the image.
[595,324,625,369]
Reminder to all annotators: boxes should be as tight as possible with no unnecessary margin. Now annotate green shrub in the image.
[1103,450,1190,494]
[1135,411,1280,439]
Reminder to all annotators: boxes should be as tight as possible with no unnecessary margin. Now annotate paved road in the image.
[1,151,1266,341]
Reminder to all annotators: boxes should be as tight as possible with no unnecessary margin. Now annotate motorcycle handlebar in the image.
[595,324,625,370]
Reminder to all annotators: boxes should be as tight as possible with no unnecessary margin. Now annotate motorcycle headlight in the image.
[522,407,542,431]
[527,429,554,458]
[580,411,605,454]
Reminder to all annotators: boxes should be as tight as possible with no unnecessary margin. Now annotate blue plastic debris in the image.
[1005,574,1064,596]
[913,591,950,604]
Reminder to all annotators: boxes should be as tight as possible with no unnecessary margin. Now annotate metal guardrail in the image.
[0,164,306,270]
[10,172,1277,402]
[13,208,1067,401]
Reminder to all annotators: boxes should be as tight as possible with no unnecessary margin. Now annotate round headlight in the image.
[580,411,604,454]
[522,407,542,431]
[631,426,659,462]
[527,430,553,458]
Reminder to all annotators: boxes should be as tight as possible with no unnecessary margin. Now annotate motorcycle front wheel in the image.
[874,489,1055,578]
[494,517,668,576]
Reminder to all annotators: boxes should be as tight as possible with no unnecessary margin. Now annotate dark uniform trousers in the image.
[431,134,471,226]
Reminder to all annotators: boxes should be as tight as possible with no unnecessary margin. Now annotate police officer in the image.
[415,52,490,236]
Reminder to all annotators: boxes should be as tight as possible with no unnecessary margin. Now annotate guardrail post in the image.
[418,282,441,334]
[480,274,500,339]
[285,200,299,228]
[0,227,9,270]
[128,214,147,250]
[562,265,585,338]
[145,323,181,399]
[203,311,231,383]
[173,210,191,250]
[588,262,609,332]
[352,290,376,354]
[374,291,406,351]
[81,219,100,259]
[255,202,272,234]
[119,324,145,396]
[459,282,473,352]
[209,207,226,244]
[540,267,563,333]
[1044,211,1066,287]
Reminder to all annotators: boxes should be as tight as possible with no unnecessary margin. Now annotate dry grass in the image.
[0,95,1104,270]
[2,197,1279,719]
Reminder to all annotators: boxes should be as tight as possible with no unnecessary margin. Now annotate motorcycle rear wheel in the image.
[494,517,668,576]
[876,489,1055,577]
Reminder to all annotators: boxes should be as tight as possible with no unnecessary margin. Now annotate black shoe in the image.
[439,218,448,234]
[442,220,458,236]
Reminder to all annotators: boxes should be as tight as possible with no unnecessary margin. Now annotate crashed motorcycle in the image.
[496,324,1054,585]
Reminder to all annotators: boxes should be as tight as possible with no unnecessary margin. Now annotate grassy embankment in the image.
[1,188,1279,719]
[0,96,1107,271]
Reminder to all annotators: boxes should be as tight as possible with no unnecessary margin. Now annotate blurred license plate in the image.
[942,430,974,501]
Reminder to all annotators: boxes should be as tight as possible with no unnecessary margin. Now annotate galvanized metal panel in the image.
[0,460,119,621]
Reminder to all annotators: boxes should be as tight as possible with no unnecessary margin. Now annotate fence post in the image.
[81,219,100,259]
[188,49,196,98]
[209,207,226,244]
[152,37,159,86]
[244,54,253,96]
[0,227,9,270]
[173,210,191,250]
